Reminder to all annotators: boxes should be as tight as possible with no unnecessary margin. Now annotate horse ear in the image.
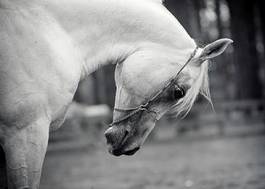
[199,38,233,61]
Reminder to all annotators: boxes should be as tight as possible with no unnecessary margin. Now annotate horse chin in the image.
[112,146,140,156]
[107,142,141,156]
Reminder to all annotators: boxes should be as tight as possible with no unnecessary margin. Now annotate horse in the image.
[0,0,232,188]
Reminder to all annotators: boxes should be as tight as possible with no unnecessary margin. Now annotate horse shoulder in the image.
[0,6,82,131]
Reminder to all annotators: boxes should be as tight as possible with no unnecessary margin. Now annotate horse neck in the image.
[45,0,196,78]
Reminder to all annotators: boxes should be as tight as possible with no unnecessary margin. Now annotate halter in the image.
[109,46,199,127]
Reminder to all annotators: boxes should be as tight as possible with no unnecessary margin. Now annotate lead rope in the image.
[109,46,199,126]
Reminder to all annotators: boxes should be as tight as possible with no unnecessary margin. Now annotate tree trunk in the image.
[215,0,224,38]
[93,69,108,104]
[226,0,262,99]
[0,146,7,188]
[191,0,204,40]
[257,0,265,58]
[103,64,116,108]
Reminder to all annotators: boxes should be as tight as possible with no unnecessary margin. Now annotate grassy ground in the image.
[40,134,265,189]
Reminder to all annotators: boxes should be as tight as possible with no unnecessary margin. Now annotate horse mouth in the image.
[111,146,140,156]
[124,147,140,155]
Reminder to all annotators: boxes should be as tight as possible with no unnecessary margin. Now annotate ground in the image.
[40,134,265,189]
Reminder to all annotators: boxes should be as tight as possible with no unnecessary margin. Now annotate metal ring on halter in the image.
[109,46,199,126]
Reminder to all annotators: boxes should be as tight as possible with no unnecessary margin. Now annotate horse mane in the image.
[170,58,212,118]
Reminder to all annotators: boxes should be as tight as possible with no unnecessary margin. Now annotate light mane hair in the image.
[171,59,212,118]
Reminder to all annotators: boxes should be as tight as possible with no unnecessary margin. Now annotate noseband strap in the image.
[110,46,199,126]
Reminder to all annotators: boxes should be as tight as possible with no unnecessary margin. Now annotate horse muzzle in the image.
[104,125,140,156]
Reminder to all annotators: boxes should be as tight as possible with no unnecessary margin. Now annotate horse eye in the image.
[173,86,185,99]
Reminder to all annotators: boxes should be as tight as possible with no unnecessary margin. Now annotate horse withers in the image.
[0,0,232,188]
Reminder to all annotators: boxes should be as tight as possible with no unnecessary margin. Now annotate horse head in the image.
[105,38,233,156]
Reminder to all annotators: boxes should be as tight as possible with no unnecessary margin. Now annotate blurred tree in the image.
[256,0,265,58]
[103,64,116,107]
[256,0,265,97]
[212,0,236,99]
[74,65,115,107]
[0,147,7,188]
[74,76,96,105]
[193,0,203,34]
[215,0,224,37]
[226,0,262,99]
[93,69,108,104]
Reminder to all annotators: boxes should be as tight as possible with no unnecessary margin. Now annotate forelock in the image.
[170,60,211,117]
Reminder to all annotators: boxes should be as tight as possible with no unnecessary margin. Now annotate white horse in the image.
[0,0,232,188]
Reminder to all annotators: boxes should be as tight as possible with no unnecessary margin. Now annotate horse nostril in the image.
[105,127,131,148]
[119,129,129,146]
[124,130,129,138]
